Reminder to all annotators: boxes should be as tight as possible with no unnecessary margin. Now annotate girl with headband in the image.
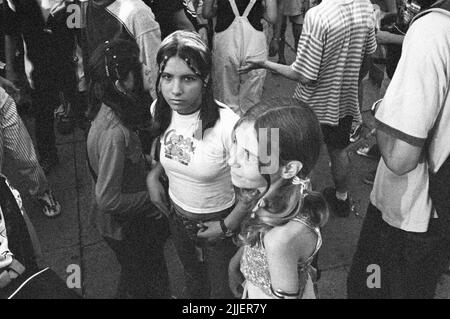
[228,98,329,299]
[148,31,248,298]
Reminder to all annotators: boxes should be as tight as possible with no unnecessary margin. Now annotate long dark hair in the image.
[153,31,221,138]
[236,98,329,247]
[87,39,151,129]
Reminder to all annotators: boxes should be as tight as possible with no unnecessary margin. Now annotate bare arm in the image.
[377,31,405,45]
[202,0,217,19]
[239,59,314,84]
[264,225,313,299]
[376,124,423,176]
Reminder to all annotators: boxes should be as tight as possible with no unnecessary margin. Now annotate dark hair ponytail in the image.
[87,39,151,129]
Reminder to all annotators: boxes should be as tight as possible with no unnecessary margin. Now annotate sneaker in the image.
[40,155,59,175]
[363,170,376,185]
[37,190,61,218]
[323,187,351,217]
[349,123,362,143]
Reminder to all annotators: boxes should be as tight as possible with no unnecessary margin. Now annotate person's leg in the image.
[325,116,353,193]
[400,219,450,299]
[141,215,171,299]
[203,237,238,299]
[347,204,394,298]
[328,147,350,195]
[289,15,303,51]
[277,16,288,64]
[103,236,132,298]
[31,87,59,172]
[168,213,209,299]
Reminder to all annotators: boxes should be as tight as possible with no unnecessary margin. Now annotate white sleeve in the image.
[375,14,447,141]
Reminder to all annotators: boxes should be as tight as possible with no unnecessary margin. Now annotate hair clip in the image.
[292,176,311,196]
[183,57,203,78]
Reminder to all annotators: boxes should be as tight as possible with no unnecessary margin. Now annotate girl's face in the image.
[160,56,203,115]
[229,121,280,190]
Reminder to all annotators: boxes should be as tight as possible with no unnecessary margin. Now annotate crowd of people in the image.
[0,0,449,299]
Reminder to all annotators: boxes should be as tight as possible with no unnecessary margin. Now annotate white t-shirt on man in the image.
[371,12,450,233]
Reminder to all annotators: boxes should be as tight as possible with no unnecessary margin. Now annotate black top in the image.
[3,0,76,90]
[215,0,264,33]
[143,0,185,38]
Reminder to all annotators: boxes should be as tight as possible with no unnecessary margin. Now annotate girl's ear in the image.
[280,161,303,180]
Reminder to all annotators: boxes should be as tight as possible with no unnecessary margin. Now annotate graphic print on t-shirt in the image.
[163,129,196,166]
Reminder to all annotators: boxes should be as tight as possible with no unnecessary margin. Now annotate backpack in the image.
[411,0,450,239]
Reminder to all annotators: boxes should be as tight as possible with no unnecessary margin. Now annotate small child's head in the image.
[229,98,329,244]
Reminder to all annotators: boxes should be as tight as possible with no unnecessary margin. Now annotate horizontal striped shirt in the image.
[0,87,48,197]
[291,0,377,125]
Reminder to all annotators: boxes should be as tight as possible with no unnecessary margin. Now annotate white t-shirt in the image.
[370,12,450,232]
[153,101,239,214]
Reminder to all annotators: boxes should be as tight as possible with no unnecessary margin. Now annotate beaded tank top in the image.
[240,215,322,298]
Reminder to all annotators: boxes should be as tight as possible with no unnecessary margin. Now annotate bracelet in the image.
[270,285,301,299]
[219,219,234,237]
[272,37,282,41]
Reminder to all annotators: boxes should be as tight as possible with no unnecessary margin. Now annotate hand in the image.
[269,38,279,57]
[0,76,19,96]
[228,263,244,298]
[238,58,267,75]
[196,220,223,242]
[146,174,170,216]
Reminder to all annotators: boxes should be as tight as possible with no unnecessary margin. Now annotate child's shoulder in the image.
[264,220,317,253]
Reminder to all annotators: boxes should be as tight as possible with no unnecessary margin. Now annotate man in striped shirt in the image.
[0,83,61,218]
[240,0,377,217]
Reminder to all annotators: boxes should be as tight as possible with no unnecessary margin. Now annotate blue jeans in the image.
[169,204,237,299]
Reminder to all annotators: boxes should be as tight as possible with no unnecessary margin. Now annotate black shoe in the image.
[40,155,59,175]
[323,187,351,217]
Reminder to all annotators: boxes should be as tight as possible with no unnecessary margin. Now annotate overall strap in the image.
[228,0,241,17]
[243,0,258,18]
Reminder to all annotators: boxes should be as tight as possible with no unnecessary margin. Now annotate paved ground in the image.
[8,28,450,299]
